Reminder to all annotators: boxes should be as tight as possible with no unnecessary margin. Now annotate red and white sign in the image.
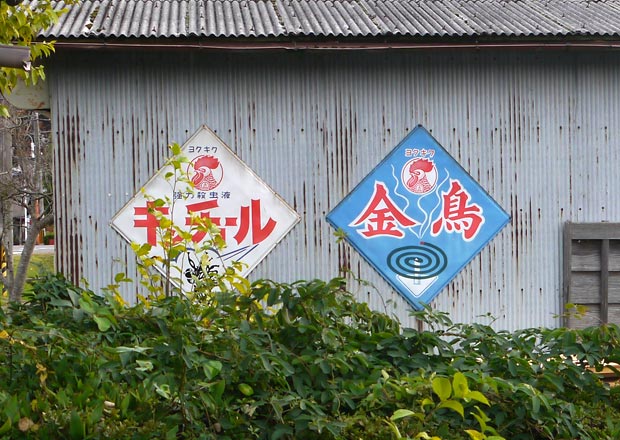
[111,125,300,292]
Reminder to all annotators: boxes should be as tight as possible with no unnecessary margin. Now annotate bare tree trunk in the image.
[0,107,55,303]
[0,198,14,299]
[0,108,54,302]
[0,115,14,300]
[12,215,53,300]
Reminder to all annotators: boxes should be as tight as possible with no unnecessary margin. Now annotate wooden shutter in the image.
[563,223,620,328]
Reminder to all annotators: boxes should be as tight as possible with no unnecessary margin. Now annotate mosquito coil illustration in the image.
[387,243,448,280]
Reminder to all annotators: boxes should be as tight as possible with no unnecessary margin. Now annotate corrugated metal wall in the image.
[49,49,620,330]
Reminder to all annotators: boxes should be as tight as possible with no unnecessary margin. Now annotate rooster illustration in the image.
[406,158,435,194]
[191,155,221,191]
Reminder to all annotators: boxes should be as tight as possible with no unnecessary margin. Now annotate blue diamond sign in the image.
[326,126,510,310]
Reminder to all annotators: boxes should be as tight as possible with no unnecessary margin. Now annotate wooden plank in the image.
[560,223,573,327]
[569,273,601,303]
[562,222,572,328]
[570,240,601,271]
[586,363,620,386]
[608,305,620,326]
[610,240,620,271]
[608,273,620,302]
[567,305,601,329]
[601,240,609,323]
[567,223,620,240]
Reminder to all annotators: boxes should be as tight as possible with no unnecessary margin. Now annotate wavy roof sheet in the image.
[40,0,620,39]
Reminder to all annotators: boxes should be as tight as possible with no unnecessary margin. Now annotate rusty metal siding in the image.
[49,50,620,330]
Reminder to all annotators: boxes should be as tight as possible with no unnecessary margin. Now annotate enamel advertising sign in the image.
[111,125,300,292]
[326,126,509,310]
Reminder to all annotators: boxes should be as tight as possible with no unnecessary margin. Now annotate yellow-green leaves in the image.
[388,372,501,440]
[431,375,465,418]
[169,142,183,157]
[429,372,489,419]
[431,376,452,402]
[129,142,254,307]
[238,383,254,396]
[0,1,76,115]
[452,371,469,398]
[78,293,116,332]
[391,408,418,421]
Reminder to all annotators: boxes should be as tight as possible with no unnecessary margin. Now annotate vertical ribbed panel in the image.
[50,50,620,330]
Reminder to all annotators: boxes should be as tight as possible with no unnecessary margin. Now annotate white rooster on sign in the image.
[191,155,221,191]
[405,158,435,194]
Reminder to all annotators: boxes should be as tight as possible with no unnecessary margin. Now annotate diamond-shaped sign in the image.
[111,125,300,292]
[327,125,509,310]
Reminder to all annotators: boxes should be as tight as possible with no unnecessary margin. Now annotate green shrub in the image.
[0,275,619,439]
[42,233,55,245]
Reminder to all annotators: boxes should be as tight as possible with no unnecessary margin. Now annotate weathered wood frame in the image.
[563,222,620,327]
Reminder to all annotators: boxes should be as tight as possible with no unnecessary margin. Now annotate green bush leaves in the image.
[1,275,619,439]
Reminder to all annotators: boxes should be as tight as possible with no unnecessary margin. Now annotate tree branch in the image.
[12,214,54,299]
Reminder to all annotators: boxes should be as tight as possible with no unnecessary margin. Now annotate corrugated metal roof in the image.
[39,0,620,40]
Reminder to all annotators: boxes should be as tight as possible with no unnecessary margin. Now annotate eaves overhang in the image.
[50,34,620,52]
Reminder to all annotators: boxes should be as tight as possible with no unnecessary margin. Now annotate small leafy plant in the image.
[119,142,247,303]
[387,372,504,440]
